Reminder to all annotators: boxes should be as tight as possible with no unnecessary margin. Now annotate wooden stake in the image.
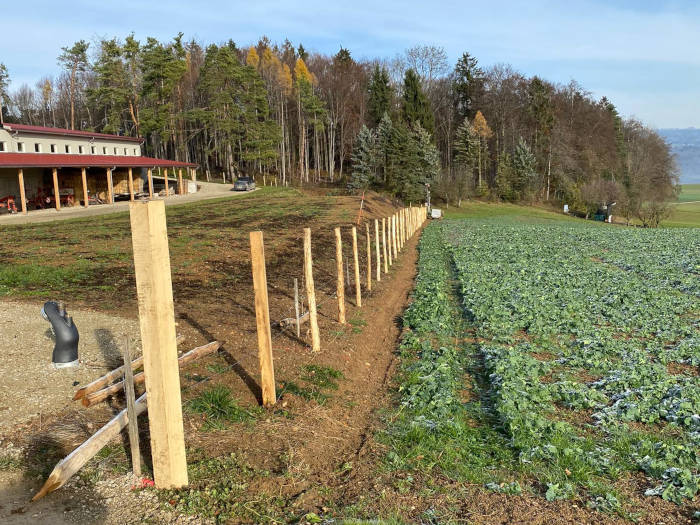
[81,167,88,208]
[392,214,398,259]
[384,217,391,268]
[52,168,61,211]
[129,200,187,489]
[375,219,381,282]
[33,393,148,501]
[352,226,361,307]
[294,278,300,337]
[122,337,141,477]
[147,168,153,199]
[334,227,346,324]
[128,167,135,202]
[82,341,220,407]
[106,168,114,204]
[365,223,372,292]
[304,228,320,352]
[249,231,276,407]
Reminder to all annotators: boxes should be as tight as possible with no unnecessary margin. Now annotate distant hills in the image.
[657,128,700,184]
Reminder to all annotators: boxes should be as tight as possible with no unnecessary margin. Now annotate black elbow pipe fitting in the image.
[41,301,79,368]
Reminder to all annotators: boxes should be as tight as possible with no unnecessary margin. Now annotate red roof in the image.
[2,123,143,143]
[0,153,196,169]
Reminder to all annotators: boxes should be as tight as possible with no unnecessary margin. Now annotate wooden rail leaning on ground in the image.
[80,341,221,407]
[33,393,148,502]
[73,334,185,401]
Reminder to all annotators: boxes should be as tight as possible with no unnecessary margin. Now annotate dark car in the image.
[233,177,256,191]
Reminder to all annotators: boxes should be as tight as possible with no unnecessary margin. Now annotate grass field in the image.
[382,216,699,522]
[666,184,700,228]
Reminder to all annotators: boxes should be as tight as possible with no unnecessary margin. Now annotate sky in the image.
[1,0,699,129]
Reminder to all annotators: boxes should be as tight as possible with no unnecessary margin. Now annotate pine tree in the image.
[0,63,9,126]
[89,38,129,134]
[57,40,89,129]
[348,125,377,192]
[512,137,537,196]
[367,65,391,127]
[453,117,479,199]
[453,52,484,120]
[471,110,493,189]
[401,69,434,135]
[495,150,517,201]
[375,112,393,183]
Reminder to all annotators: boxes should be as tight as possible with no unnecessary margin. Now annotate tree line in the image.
[0,36,678,221]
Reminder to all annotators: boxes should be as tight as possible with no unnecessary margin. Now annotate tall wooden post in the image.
[163,168,169,197]
[383,217,390,268]
[392,214,398,259]
[17,169,27,215]
[304,228,320,352]
[334,227,346,324]
[129,200,188,489]
[294,278,301,337]
[352,227,361,307]
[106,168,114,204]
[365,223,372,292]
[52,168,61,211]
[249,231,276,407]
[128,168,135,202]
[177,169,184,195]
[147,168,154,199]
[374,219,381,282]
[81,167,89,208]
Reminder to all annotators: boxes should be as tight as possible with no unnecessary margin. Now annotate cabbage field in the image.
[389,218,699,517]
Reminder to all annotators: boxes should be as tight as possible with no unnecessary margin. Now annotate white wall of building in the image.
[0,128,142,156]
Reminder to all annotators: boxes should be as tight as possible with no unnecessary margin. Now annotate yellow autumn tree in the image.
[246,47,260,69]
[471,110,493,189]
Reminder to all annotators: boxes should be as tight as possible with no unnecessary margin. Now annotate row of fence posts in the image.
[249,205,428,407]
[121,200,426,489]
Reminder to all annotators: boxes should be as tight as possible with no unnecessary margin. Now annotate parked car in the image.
[234,177,256,191]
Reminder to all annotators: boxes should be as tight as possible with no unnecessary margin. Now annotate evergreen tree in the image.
[512,137,537,196]
[367,65,392,127]
[0,63,9,126]
[348,125,377,192]
[89,38,129,134]
[401,69,434,135]
[495,150,517,201]
[57,40,89,129]
[471,110,493,189]
[453,52,484,120]
[453,116,479,199]
[375,112,393,182]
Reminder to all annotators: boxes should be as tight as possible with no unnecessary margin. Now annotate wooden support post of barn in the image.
[163,168,169,196]
[375,219,381,282]
[17,169,27,214]
[129,199,188,489]
[147,168,154,199]
[81,167,89,208]
[178,168,184,195]
[365,223,372,292]
[249,231,276,407]
[352,226,361,307]
[106,168,114,204]
[334,227,346,324]
[52,168,60,211]
[304,228,321,352]
[128,168,135,202]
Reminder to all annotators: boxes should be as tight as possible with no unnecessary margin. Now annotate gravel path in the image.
[0,300,141,434]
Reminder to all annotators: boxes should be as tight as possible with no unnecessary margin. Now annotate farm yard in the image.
[0,187,698,524]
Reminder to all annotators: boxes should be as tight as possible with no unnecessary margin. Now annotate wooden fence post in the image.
[250,231,276,407]
[122,337,141,477]
[392,214,398,259]
[129,200,187,489]
[375,219,381,282]
[334,227,346,324]
[365,223,372,292]
[385,217,392,267]
[352,226,361,307]
[304,228,321,352]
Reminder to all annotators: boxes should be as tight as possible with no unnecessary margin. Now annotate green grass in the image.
[280,364,344,405]
[443,200,581,224]
[667,184,700,227]
[186,386,262,430]
[677,183,700,202]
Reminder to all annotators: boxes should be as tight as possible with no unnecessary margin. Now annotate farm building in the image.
[0,123,197,214]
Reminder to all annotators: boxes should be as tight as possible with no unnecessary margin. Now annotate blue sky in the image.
[1,0,698,128]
